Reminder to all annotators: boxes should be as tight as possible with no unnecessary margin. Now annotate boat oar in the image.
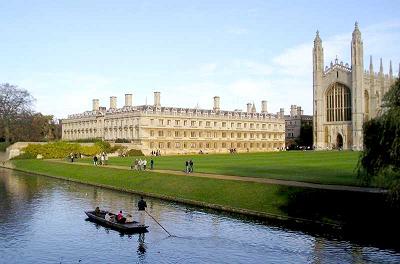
[145,210,173,237]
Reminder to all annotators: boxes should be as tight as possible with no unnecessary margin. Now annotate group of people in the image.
[185,159,194,173]
[150,150,161,156]
[95,196,148,225]
[229,148,238,154]
[69,152,81,162]
[93,152,108,166]
[131,158,154,171]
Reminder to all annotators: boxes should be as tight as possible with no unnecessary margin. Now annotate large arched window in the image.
[326,83,352,122]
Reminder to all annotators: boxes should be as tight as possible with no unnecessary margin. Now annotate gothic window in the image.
[326,83,352,122]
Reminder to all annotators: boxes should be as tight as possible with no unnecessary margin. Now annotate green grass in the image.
[80,151,362,186]
[12,159,296,217]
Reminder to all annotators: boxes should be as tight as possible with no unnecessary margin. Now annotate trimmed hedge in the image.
[20,141,104,159]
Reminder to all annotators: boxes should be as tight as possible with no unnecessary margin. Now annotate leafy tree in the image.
[0,83,34,143]
[296,123,313,147]
[359,79,400,199]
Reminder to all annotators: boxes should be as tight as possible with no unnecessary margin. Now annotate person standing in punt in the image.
[137,196,147,225]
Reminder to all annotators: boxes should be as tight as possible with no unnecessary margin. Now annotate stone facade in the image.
[62,93,285,155]
[284,105,313,145]
[313,23,398,150]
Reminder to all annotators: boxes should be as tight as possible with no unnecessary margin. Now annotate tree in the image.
[0,83,35,143]
[359,79,400,199]
[296,123,313,147]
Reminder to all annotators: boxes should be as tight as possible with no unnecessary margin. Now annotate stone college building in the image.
[62,93,285,155]
[313,23,398,150]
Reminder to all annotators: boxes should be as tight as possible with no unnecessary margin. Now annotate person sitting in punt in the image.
[125,214,134,223]
[94,207,101,216]
[105,213,114,222]
[117,210,126,224]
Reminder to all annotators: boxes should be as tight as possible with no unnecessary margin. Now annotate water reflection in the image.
[1,168,400,264]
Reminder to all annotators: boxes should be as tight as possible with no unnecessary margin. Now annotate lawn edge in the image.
[1,164,342,232]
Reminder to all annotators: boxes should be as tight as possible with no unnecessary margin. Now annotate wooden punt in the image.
[85,210,148,233]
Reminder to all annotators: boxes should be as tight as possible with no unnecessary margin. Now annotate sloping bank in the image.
[9,160,397,235]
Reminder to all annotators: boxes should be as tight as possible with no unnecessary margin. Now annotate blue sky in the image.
[1,0,399,118]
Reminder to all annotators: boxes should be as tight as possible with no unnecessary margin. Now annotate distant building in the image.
[283,105,313,146]
[313,23,398,150]
[61,93,286,155]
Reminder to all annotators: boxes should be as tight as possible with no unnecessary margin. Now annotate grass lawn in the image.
[79,151,362,186]
[12,159,297,218]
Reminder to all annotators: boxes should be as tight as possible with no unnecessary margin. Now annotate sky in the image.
[1,0,400,118]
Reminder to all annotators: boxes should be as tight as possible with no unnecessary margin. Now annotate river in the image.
[0,168,399,264]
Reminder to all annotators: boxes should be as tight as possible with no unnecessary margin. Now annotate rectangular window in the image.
[158,119,164,125]
[222,122,226,127]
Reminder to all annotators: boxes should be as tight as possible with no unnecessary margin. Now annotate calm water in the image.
[0,168,399,264]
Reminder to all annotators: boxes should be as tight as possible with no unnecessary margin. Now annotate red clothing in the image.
[117,213,123,221]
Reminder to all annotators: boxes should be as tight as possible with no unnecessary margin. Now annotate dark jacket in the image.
[138,199,147,211]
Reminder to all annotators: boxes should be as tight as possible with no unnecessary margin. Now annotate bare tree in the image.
[0,83,35,143]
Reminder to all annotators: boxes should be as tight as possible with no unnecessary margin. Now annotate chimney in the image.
[261,100,268,113]
[154,92,161,108]
[125,94,132,107]
[280,108,285,118]
[92,99,99,111]
[297,106,302,117]
[290,105,297,117]
[247,103,252,113]
[213,96,220,111]
[110,96,117,109]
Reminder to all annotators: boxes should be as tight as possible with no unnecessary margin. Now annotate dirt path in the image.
[47,160,386,194]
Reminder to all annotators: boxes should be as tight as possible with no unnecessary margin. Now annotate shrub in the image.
[115,138,131,143]
[21,141,102,159]
[125,149,144,156]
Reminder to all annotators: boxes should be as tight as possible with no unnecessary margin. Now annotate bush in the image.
[21,141,102,159]
[115,138,131,143]
[125,149,144,156]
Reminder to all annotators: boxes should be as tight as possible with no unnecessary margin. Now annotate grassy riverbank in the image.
[12,159,296,217]
[10,158,398,232]
[81,151,361,186]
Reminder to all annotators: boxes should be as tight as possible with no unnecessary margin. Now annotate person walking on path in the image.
[185,160,189,173]
[104,153,108,165]
[189,159,194,173]
[143,159,147,170]
[137,196,147,225]
[150,158,154,170]
[93,155,98,166]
